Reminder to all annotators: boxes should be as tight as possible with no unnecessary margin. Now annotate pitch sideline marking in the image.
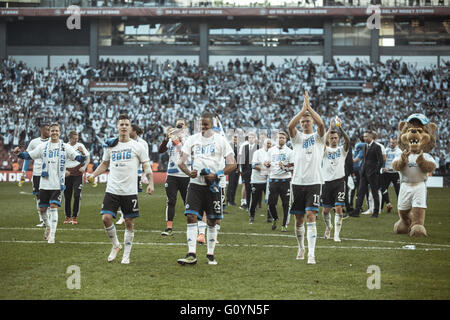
[0,239,447,251]
[1,226,449,249]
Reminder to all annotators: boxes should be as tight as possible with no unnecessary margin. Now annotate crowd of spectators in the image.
[0,56,448,174]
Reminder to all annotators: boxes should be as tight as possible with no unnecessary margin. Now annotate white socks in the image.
[187,223,198,254]
[48,207,58,241]
[207,225,217,256]
[323,212,332,230]
[295,223,305,251]
[198,220,207,235]
[334,214,343,238]
[37,200,43,222]
[41,209,49,228]
[123,229,134,259]
[105,224,120,248]
[306,222,317,258]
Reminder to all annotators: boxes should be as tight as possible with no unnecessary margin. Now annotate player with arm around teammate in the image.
[89,114,155,264]
[14,123,86,244]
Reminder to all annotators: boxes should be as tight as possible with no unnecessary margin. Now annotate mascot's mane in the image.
[397,120,437,153]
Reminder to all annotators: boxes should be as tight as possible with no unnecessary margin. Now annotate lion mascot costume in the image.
[392,113,437,237]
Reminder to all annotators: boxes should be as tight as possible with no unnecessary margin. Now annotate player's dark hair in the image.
[40,123,50,128]
[49,122,60,129]
[278,131,288,138]
[68,130,78,138]
[200,112,214,121]
[117,113,130,123]
[329,130,339,136]
[132,124,143,136]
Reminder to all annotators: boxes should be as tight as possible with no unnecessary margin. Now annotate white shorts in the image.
[398,182,427,211]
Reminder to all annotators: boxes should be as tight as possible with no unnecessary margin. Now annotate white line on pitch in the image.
[1,226,449,249]
[0,239,447,251]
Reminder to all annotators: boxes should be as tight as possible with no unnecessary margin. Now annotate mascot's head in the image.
[398,113,437,154]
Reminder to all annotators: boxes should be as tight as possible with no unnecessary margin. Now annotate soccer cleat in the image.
[307,255,316,265]
[324,226,332,239]
[362,209,372,215]
[281,226,287,232]
[121,256,130,264]
[107,245,122,262]
[386,203,393,213]
[177,253,197,265]
[249,217,254,224]
[63,217,71,224]
[161,228,173,236]
[48,236,55,244]
[271,220,277,230]
[44,226,51,241]
[342,212,350,220]
[206,254,218,265]
[116,215,125,225]
[197,233,206,245]
[334,235,341,242]
[296,248,305,260]
[239,205,248,210]
[36,222,45,227]
[71,217,78,225]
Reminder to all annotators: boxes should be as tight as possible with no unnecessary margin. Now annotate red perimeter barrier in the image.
[0,171,168,184]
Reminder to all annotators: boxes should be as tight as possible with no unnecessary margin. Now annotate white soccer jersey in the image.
[65,142,89,169]
[291,131,325,185]
[103,140,150,196]
[181,132,234,186]
[28,141,80,190]
[385,146,402,171]
[136,136,149,172]
[166,137,189,178]
[394,152,435,184]
[267,145,294,180]
[251,148,271,184]
[322,146,348,182]
[26,137,49,176]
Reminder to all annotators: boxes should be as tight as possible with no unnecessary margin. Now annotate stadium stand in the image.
[0,56,448,174]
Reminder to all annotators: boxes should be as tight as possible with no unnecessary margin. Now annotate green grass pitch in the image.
[0,182,449,300]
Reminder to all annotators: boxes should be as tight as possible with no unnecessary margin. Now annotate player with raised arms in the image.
[321,117,350,242]
[288,91,326,264]
[89,114,155,264]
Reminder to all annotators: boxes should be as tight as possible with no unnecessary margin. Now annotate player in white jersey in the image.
[288,91,325,264]
[176,112,237,266]
[63,131,90,225]
[158,119,190,236]
[14,123,86,244]
[320,118,350,242]
[381,137,402,213]
[392,114,436,237]
[116,124,150,225]
[248,138,272,224]
[20,123,49,227]
[89,114,155,264]
[265,133,293,232]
